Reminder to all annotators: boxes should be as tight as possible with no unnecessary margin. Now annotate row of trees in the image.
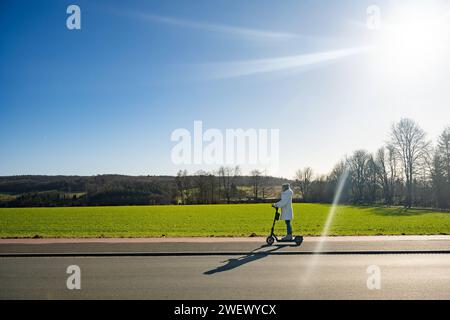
[293,119,449,208]
[1,175,175,207]
[174,167,284,204]
[0,171,286,207]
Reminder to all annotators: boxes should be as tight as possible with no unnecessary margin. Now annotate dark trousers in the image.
[285,220,293,235]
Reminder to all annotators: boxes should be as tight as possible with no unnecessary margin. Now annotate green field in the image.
[1,204,449,238]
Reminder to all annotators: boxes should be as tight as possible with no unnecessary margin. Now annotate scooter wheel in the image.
[266,236,275,246]
[295,236,303,246]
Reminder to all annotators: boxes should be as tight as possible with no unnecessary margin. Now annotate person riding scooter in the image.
[273,183,294,241]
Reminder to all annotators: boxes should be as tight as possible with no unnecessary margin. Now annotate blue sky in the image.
[1,0,450,178]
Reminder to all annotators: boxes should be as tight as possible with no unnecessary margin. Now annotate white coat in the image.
[275,188,294,220]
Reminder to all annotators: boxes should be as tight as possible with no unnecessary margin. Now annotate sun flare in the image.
[373,2,450,75]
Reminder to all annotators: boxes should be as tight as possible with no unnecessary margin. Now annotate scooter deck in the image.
[276,237,302,243]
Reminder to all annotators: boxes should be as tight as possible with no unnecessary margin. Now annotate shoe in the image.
[282,234,293,241]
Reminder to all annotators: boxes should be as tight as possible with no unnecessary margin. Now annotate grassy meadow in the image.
[0,203,449,238]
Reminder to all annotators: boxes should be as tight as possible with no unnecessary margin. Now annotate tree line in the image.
[0,172,288,207]
[293,119,449,209]
[174,167,284,204]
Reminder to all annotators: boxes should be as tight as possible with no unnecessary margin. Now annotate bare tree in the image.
[294,167,314,202]
[261,169,268,199]
[390,118,431,208]
[432,127,450,208]
[250,169,262,199]
[193,170,208,204]
[207,173,217,204]
[386,144,399,203]
[175,170,189,204]
[326,160,350,203]
[375,147,389,204]
[375,146,398,205]
[218,166,240,204]
[366,154,378,203]
[348,150,370,203]
[437,127,450,183]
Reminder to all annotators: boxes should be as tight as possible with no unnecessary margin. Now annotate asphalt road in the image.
[2,236,450,255]
[1,253,450,299]
[1,237,449,299]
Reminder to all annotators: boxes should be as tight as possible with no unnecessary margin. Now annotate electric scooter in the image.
[266,205,303,246]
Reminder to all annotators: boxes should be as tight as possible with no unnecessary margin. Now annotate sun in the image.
[372,2,450,76]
